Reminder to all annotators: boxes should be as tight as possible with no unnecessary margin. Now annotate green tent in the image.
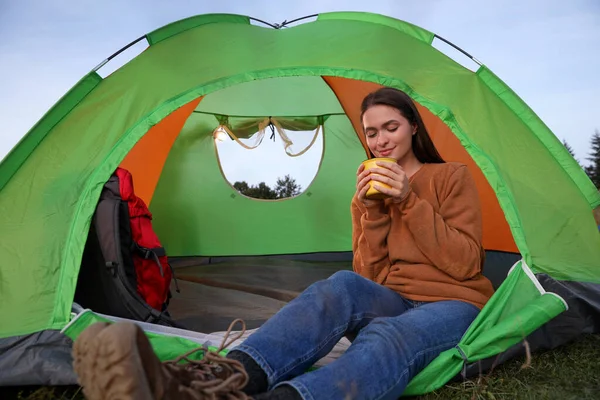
[1,12,599,395]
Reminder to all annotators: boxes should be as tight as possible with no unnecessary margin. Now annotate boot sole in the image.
[72,322,154,400]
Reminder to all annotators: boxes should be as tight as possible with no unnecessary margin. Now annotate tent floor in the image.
[167,257,353,333]
[166,250,520,333]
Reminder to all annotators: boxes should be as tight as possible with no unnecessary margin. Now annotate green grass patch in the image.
[413,334,600,400]
[1,386,84,400]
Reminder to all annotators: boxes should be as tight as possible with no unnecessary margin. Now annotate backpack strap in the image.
[94,175,138,288]
[133,243,165,276]
[133,243,181,293]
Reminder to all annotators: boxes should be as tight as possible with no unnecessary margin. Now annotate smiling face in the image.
[362,104,417,164]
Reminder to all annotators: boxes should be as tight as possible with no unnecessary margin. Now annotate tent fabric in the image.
[119,97,203,204]
[149,112,364,256]
[0,330,77,386]
[460,274,600,379]
[0,10,599,394]
[0,72,102,192]
[404,260,568,394]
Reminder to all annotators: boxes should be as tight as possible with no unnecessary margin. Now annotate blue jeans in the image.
[232,270,479,400]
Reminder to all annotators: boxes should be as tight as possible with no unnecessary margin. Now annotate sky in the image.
[1,0,599,189]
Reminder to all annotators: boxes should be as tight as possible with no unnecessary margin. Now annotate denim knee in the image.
[327,270,363,288]
[316,270,361,298]
[299,270,362,309]
[359,317,401,340]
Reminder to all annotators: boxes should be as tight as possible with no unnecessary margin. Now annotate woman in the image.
[73,87,495,400]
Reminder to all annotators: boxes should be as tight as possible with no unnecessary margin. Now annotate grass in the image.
[3,334,599,400]
[2,386,84,400]
[413,334,600,400]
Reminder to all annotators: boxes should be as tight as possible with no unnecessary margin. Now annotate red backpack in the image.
[75,167,179,325]
[114,168,173,310]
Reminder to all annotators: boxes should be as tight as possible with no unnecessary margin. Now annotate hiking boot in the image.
[72,320,250,399]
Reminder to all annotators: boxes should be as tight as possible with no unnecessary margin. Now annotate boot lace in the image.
[163,319,251,399]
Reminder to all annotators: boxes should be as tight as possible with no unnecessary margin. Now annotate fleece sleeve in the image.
[396,165,484,281]
[351,198,392,284]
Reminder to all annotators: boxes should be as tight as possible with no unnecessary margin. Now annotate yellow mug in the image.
[361,157,397,199]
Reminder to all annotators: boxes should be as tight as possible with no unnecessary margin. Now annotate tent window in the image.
[214,115,324,200]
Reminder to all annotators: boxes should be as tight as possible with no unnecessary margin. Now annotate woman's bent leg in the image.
[230,271,411,389]
[283,300,480,400]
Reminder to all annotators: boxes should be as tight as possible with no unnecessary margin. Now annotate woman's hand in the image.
[367,161,411,203]
[356,164,381,207]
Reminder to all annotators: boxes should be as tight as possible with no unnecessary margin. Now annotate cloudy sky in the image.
[1,0,598,189]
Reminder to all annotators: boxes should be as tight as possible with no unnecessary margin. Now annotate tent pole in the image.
[434,34,483,65]
[277,14,319,28]
[92,35,148,72]
[248,17,279,29]
[249,14,319,29]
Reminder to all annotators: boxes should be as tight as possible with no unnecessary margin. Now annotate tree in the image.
[585,130,600,189]
[233,180,278,199]
[232,175,302,199]
[562,139,577,159]
[233,181,250,194]
[250,182,278,200]
[274,174,302,199]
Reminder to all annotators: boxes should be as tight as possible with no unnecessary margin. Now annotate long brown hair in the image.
[360,87,445,163]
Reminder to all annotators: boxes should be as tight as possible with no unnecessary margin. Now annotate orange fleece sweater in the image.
[351,162,494,309]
